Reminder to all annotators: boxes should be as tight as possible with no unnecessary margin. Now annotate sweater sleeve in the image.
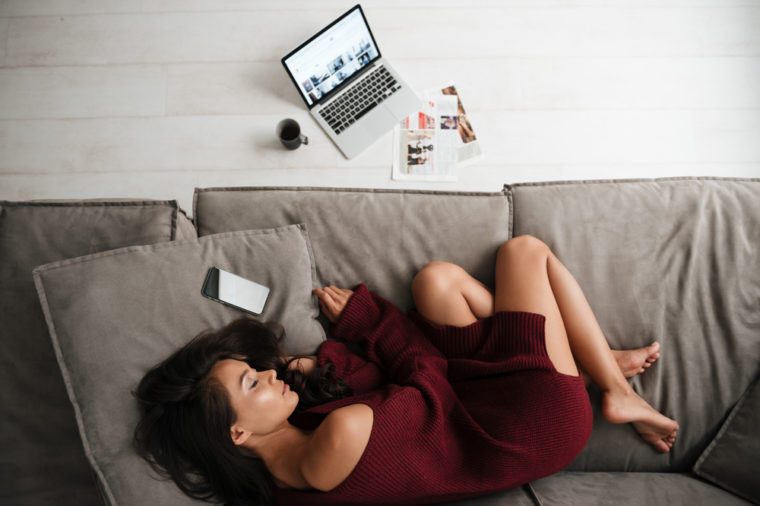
[330,282,448,385]
[315,339,387,393]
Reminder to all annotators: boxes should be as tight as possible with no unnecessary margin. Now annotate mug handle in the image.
[300,134,309,146]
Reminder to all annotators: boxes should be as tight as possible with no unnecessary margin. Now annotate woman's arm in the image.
[329,283,448,384]
[285,347,388,393]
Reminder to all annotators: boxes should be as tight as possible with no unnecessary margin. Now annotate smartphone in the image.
[201,267,270,316]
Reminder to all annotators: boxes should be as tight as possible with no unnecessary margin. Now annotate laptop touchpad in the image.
[361,105,399,138]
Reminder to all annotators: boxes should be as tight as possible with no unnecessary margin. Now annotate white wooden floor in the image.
[1,1,759,217]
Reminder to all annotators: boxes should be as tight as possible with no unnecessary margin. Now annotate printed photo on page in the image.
[440,83,483,167]
[392,82,482,181]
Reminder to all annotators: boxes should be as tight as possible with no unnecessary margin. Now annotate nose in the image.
[268,369,283,391]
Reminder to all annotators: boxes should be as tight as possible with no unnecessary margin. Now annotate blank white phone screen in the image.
[217,269,270,314]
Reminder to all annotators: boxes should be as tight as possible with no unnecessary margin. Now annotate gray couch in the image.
[2,176,758,506]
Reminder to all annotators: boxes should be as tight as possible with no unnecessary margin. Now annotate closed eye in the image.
[250,380,258,390]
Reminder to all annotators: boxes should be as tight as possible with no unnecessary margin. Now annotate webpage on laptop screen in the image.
[284,9,380,106]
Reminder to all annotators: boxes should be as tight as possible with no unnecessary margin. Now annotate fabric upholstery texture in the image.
[530,471,753,506]
[438,486,534,506]
[0,199,192,506]
[4,177,757,505]
[175,207,198,240]
[32,225,323,505]
[693,376,760,504]
[193,187,511,311]
[508,177,760,473]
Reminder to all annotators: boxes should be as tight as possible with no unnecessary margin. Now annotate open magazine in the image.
[392,82,482,181]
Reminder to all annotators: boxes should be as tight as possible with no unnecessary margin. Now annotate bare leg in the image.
[573,343,661,387]
[489,236,678,452]
[412,260,662,387]
[543,247,679,453]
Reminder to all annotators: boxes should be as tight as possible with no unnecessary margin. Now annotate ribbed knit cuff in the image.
[410,309,552,368]
[316,339,368,379]
[332,282,378,343]
[316,339,343,368]
[488,310,548,356]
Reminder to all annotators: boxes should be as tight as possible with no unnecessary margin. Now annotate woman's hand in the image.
[312,285,354,323]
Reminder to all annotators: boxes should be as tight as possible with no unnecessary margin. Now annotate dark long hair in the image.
[132,316,354,505]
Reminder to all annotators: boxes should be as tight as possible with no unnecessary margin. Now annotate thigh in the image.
[495,236,578,376]
[411,261,481,327]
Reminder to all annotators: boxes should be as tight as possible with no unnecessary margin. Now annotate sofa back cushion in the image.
[193,187,511,310]
[0,199,193,505]
[32,225,323,505]
[509,177,760,472]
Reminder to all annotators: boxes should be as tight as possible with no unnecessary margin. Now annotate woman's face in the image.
[211,358,298,446]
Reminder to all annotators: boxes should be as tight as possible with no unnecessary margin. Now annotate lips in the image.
[282,382,289,395]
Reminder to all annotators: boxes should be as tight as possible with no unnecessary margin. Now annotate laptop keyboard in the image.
[318,66,400,135]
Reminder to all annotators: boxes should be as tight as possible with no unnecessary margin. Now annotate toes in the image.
[653,440,670,453]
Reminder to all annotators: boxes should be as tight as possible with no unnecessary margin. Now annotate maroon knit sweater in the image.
[271,282,592,505]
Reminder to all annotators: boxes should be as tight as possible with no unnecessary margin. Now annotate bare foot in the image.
[612,341,661,378]
[602,389,679,453]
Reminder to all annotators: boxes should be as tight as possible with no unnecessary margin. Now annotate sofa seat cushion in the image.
[509,177,760,472]
[0,199,193,505]
[193,187,511,311]
[32,224,323,505]
[530,471,752,506]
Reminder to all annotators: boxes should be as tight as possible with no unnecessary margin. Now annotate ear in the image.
[230,424,250,446]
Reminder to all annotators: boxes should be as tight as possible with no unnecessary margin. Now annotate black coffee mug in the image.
[276,119,309,150]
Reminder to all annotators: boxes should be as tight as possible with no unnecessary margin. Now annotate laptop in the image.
[281,4,422,159]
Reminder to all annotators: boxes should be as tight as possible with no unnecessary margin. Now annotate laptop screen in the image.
[282,5,381,108]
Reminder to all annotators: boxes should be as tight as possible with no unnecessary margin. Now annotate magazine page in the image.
[440,82,483,167]
[392,82,482,181]
[392,93,458,181]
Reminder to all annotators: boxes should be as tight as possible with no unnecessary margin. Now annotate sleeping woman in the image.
[132,234,678,506]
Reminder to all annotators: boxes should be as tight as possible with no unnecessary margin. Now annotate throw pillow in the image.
[32,224,323,505]
[693,376,760,504]
[0,199,191,505]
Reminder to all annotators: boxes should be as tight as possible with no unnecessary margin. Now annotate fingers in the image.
[314,297,335,323]
[312,285,353,321]
[314,285,350,300]
[324,285,348,302]
[313,287,336,311]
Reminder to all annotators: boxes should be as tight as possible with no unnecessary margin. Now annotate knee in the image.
[412,261,461,295]
[498,234,550,259]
